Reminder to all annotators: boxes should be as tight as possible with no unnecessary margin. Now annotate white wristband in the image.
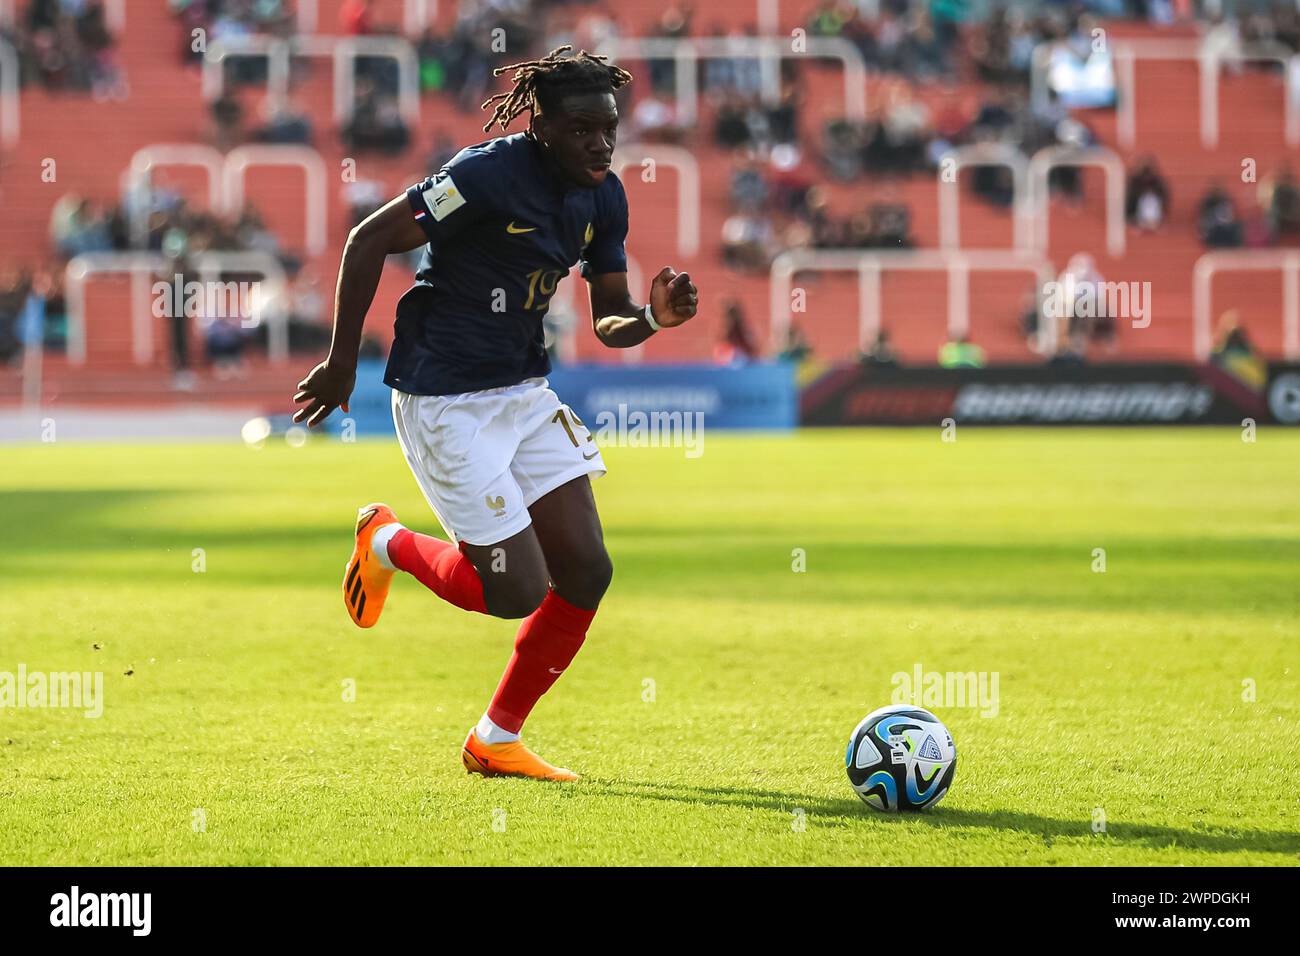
[643,302,661,332]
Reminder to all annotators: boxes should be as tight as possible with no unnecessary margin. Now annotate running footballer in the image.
[292,48,699,781]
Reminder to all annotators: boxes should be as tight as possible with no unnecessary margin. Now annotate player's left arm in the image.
[588,267,698,348]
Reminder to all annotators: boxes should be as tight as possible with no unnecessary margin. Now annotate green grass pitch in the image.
[0,428,1296,866]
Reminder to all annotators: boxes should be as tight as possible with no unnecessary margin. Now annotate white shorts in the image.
[391,377,606,546]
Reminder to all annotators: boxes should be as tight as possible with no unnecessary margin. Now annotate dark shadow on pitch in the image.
[590,779,1300,856]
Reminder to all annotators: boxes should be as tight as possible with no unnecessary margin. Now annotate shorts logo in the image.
[506,221,537,234]
[485,494,506,516]
[422,174,466,222]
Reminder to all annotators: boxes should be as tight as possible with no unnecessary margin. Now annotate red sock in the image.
[487,590,596,733]
[388,528,487,614]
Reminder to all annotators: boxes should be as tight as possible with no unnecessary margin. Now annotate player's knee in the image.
[485,578,548,620]
[557,550,613,609]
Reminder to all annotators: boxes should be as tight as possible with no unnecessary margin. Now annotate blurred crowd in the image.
[7,0,1300,375]
[0,0,126,98]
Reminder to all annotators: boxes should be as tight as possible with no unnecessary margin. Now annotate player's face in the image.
[536,93,619,189]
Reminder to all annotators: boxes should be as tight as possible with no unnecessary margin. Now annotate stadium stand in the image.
[2,0,1299,407]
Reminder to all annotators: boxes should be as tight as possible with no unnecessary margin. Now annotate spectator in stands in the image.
[0,267,30,364]
[340,0,375,35]
[861,329,900,368]
[701,24,762,99]
[1198,182,1244,248]
[777,321,812,363]
[938,333,986,368]
[808,0,855,40]
[251,101,314,145]
[343,77,410,155]
[13,0,125,94]
[32,266,67,351]
[721,211,776,272]
[1210,309,1267,390]
[866,202,914,249]
[1260,166,1300,239]
[730,156,769,212]
[205,315,250,380]
[630,92,687,144]
[971,4,1014,83]
[1126,157,1170,231]
[49,195,112,258]
[1019,287,1044,348]
[714,93,755,148]
[211,93,244,151]
[1058,253,1115,353]
[1046,117,1097,204]
[344,176,386,229]
[647,3,693,95]
[875,82,932,172]
[767,144,814,215]
[161,243,195,391]
[714,299,760,365]
[823,113,867,181]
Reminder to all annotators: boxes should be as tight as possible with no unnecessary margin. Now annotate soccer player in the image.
[292,48,699,782]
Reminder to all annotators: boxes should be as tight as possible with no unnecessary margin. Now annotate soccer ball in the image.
[845,705,957,812]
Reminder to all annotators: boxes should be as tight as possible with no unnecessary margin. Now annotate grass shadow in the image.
[593,779,1300,857]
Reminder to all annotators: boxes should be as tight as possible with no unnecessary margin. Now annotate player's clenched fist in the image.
[649,267,698,328]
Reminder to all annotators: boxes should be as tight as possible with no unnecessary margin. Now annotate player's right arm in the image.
[292,195,427,427]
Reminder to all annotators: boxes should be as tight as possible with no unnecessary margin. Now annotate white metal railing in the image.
[1193,250,1300,361]
[203,35,420,129]
[122,145,225,250]
[1033,37,1300,150]
[223,144,329,255]
[1027,145,1126,258]
[770,248,1058,357]
[938,143,1033,252]
[295,0,437,35]
[1200,44,1300,148]
[602,36,866,127]
[0,0,124,32]
[0,37,17,149]
[614,145,700,257]
[123,144,328,256]
[63,251,290,366]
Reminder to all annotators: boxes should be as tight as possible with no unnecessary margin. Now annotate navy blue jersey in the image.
[383,133,629,396]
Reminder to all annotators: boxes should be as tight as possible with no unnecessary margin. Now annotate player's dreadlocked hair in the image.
[480,45,633,135]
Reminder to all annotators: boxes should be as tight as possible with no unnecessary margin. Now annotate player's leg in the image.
[360,501,553,620]
[349,387,552,624]
[474,476,610,740]
[525,474,613,612]
[458,490,597,781]
[466,382,610,753]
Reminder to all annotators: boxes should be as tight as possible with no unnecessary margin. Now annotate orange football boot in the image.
[461,729,580,782]
[343,503,399,628]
